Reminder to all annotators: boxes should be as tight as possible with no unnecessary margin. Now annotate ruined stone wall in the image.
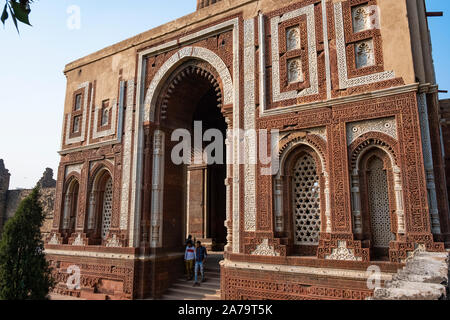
[0,162,56,239]
[3,188,55,239]
[371,250,449,300]
[0,160,11,234]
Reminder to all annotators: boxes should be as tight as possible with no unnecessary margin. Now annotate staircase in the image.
[161,253,222,300]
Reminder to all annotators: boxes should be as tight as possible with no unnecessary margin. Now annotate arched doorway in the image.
[354,147,397,259]
[155,61,228,252]
[61,178,79,243]
[85,169,113,245]
[362,152,395,258]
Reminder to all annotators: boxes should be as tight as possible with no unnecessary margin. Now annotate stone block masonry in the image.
[0,160,56,239]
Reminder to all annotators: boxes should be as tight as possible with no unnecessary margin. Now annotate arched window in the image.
[366,156,394,249]
[291,153,321,245]
[351,146,398,259]
[85,169,113,244]
[61,178,79,243]
[101,108,109,127]
[276,143,327,256]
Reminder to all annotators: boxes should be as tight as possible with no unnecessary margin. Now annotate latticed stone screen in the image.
[292,154,321,245]
[101,178,113,240]
[367,157,395,248]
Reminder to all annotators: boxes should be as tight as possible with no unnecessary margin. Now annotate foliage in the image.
[1,0,34,33]
[0,186,55,300]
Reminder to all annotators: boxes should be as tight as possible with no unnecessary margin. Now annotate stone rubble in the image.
[371,251,449,300]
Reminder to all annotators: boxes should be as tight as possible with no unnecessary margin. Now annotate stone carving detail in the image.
[150,130,165,248]
[106,234,121,248]
[325,241,362,261]
[92,98,118,139]
[244,18,256,232]
[334,3,395,89]
[251,239,280,257]
[120,80,134,230]
[72,233,85,246]
[271,4,318,102]
[48,233,60,245]
[145,46,234,123]
[65,163,83,177]
[287,58,304,83]
[355,40,375,69]
[352,4,374,33]
[65,82,89,145]
[347,117,397,145]
[286,26,300,51]
[308,127,327,142]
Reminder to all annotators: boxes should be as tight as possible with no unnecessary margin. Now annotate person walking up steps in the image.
[184,241,195,281]
[193,241,207,287]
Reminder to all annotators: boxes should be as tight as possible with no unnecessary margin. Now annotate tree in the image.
[0,186,54,300]
[1,0,34,33]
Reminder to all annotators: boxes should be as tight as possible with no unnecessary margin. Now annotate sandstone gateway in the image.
[46,0,450,300]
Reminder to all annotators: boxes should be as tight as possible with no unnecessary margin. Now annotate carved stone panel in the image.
[355,39,375,69]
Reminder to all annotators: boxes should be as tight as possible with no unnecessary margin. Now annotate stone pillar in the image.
[224,134,233,252]
[150,129,165,248]
[418,93,441,234]
[62,194,71,230]
[140,126,153,247]
[393,166,406,234]
[323,172,332,233]
[87,191,96,230]
[273,178,283,232]
[350,169,362,235]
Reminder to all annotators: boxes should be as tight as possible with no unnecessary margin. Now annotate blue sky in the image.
[0,0,448,189]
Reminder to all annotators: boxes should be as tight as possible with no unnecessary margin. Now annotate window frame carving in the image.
[69,88,85,139]
[342,0,384,78]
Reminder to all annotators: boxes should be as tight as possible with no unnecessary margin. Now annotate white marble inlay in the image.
[347,117,397,145]
[334,2,395,89]
[271,4,318,102]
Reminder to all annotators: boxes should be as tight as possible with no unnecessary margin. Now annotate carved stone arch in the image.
[143,46,233,123]
[348,132,405,259]
[64,172,81,192]
[155,61,225,124]
[88,161,114,192]
[349,132,400,171]
[274,133,331,255]
[85,162,114,244]
[61,173,81,243]
[278,133,328,175]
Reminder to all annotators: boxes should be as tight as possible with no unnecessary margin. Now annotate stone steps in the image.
[160,253,223,300]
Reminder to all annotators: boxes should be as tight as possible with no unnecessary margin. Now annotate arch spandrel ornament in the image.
[143,46,233,123]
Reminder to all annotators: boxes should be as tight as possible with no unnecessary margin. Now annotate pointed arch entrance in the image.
[142,52,232,252]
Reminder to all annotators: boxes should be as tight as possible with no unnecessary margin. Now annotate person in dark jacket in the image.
[185,235,193,246]
[193,241,207,286]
